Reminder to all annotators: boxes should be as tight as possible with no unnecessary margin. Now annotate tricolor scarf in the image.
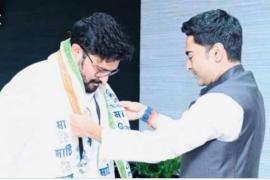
[55,39,132,178]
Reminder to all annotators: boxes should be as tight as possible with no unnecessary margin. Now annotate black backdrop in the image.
[0,0,140,129]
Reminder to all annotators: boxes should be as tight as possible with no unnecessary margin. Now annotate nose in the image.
[98,75,109,84]
[186,60,192,70]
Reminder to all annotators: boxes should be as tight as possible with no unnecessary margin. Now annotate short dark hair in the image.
[70,12,134,62]
[181,9,242,62]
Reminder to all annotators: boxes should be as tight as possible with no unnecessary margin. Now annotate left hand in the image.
[70,113,101,142]
[121,101,147,120]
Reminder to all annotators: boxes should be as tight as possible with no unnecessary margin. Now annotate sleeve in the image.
[0,76,38,176]
[100,93,244,163]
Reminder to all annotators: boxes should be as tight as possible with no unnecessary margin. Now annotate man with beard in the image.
[70,9,265,178]
[0,12,134,178]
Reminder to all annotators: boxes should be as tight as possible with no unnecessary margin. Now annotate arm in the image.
[70,93,244,163]
[69,101,163,141]
[0,79,37,176]
[101,93,244,163]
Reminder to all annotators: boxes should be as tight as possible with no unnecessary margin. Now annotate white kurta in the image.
[0,53,114,178]
[100,93,244,163]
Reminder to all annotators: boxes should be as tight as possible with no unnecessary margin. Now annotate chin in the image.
[85,87,98,94]
[197,80,206,86]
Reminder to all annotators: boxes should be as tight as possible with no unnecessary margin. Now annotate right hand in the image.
[121,101,147,121]
[70,113,101,142]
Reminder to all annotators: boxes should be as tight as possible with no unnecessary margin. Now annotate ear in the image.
[212,43,225,63]
[71,43,84,63]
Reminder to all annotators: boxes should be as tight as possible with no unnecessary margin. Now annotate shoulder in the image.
[191,93,243,116]
[1,54,59,94]
[196,93,241,107]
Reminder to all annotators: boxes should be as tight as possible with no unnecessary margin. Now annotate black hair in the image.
[181,9,242,61]
[70,12,134,62]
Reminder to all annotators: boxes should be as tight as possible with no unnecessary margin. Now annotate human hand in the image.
[70,113,101,142]
[121,101,147,121]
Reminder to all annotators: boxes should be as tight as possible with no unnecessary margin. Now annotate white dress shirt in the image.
[100,93,244,163]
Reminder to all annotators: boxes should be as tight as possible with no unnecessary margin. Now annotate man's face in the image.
[79,53,120,93]
[185,36,216,86]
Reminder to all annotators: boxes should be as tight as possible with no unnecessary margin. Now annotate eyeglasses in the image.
[81,48,119,78]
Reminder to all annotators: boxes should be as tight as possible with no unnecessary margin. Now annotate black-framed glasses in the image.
[81,47,120,78]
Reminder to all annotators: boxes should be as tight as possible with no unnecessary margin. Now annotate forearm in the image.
[99,94,244,164]
[99,113,222,164]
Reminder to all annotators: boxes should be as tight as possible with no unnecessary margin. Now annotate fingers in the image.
[70,114,81,137]
[121,101,142,111]
[121,101,137,112]
[70,113,101,142]
[70,113,92,137]
[121,101,133,108]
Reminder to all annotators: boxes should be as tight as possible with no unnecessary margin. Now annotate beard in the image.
[84,79,102,94]
[78,59,102,94]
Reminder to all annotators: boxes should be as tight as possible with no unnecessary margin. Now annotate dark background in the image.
[0,0,140,129]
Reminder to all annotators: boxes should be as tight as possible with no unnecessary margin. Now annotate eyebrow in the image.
[96,65,118,72]
[96,66,111,72]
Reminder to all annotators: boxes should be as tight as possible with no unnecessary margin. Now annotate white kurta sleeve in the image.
[100,93,244,163]
[0,76,38,176]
